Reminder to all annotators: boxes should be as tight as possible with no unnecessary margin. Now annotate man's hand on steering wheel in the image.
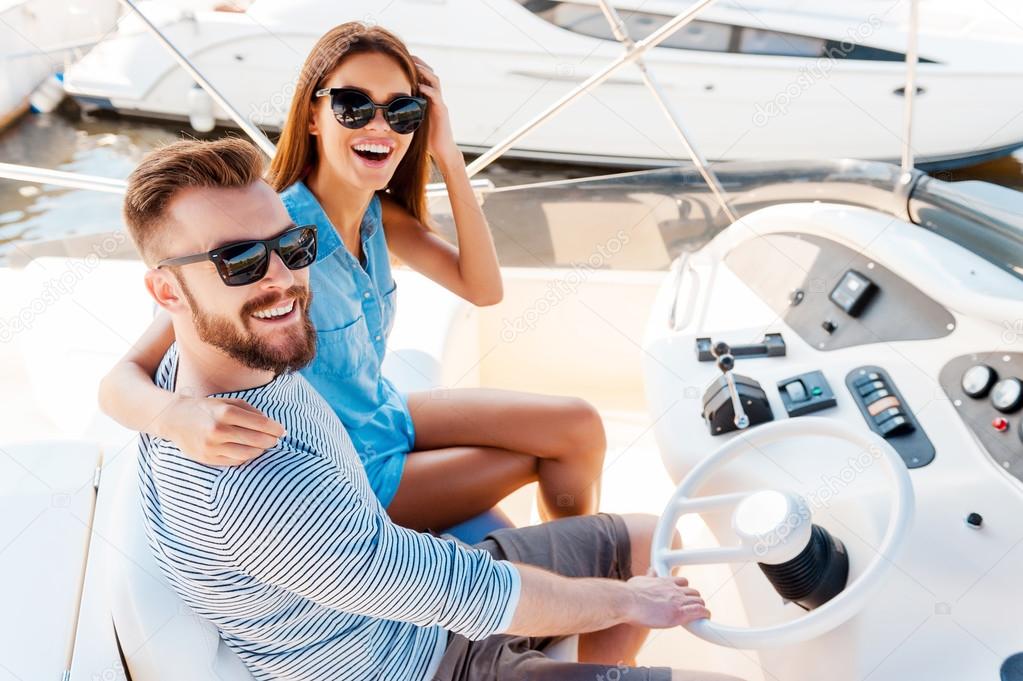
[624,574,711,629]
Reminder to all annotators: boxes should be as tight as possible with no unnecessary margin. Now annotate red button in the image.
[993,417,1009,432]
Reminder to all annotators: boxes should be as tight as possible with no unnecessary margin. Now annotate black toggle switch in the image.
[784,380,809,403]
[853,372,882,388]
[857,380,887,397]
[862,388,892,404]
[822,319,837,334]
[873,407,903,425]
[778,371,837,417]
[878,414,914,437]
[830,270,878,317]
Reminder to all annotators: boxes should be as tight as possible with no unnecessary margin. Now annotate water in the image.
[2,106,1022,265]
[0,110,175,263]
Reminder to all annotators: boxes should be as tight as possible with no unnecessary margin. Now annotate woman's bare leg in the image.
[386,445,537,531]
[400,388,606,521]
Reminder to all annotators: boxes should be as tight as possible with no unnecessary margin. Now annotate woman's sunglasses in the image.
[314,87,427,134]
[157,225,317,287]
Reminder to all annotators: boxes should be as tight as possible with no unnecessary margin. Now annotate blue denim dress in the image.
[280,181,415,507]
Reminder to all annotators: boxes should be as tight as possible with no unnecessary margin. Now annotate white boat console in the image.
[642,201,1023,678]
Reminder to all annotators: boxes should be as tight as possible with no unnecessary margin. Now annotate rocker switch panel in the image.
[845,366,935,468]
[777,371,837,417]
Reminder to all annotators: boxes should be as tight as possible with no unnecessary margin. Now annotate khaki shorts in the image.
[430,513,673,681]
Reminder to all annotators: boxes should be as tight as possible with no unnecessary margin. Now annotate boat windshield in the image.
[425,160,1023,280]
[910,178,1023,280]
[513,0,932,62]
[8,163,1021,282]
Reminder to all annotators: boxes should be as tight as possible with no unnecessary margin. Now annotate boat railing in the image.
[0,161,493,200]
[910,177,1023,280]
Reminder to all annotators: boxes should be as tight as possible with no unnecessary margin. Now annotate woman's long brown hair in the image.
[266,23,431,224]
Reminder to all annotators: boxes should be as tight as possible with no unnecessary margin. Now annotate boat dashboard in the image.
[645,201,1023,485]
[642,200,1023,677]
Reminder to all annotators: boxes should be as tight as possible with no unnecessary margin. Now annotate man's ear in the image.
[144,268,188,315]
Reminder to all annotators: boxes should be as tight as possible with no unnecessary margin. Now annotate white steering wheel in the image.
[651,417,914,649]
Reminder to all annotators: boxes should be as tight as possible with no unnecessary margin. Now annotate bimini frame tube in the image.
[0,163,126,194]
[595,0,737,223]
[900,0,921,174]
[0,161,491,199]
[465,0,722,178]
[117,0,277,157]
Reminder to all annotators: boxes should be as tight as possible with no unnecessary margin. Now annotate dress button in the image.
[363,292,371,299]
[375,335,382,341]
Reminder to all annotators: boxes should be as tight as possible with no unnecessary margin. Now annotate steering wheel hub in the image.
[732,490,812,564]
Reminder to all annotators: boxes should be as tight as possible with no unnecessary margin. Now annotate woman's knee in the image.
[559,397,607,464]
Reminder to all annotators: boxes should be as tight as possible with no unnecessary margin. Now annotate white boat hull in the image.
[63,0,1023,167]
[0,0,120,128]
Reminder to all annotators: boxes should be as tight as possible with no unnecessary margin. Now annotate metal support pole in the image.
[596,0,738,223]
[0,163,127,194]
[118,0,278,158]
[0,161,494,200]
[900,0,920,174]
[465,0,722,177]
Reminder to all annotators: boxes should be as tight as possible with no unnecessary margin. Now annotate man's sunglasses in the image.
[314,87,427,135]
[157,225,317,287]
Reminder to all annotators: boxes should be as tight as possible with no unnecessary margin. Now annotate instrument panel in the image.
[940,353,1023,483]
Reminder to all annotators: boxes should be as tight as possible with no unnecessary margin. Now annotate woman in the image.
[99,22,606,531]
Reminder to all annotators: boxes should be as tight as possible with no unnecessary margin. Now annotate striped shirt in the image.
[138,344,520,680]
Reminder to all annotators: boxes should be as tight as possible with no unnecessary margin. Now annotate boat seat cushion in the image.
[109,453,255,681]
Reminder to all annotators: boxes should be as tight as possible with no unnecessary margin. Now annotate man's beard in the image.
[177,277,317,374]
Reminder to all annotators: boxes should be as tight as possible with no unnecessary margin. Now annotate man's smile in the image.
[250,297,297,323]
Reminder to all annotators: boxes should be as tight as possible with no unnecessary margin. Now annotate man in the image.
[123,138,738,681]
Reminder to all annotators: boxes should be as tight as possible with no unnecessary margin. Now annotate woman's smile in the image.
[349,134,397,169]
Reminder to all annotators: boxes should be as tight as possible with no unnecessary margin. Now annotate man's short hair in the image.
[123,137,265,265]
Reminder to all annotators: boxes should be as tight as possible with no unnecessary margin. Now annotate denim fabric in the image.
[281,180,414,506]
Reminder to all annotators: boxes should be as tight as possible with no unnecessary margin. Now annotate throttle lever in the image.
[713,342,749,430]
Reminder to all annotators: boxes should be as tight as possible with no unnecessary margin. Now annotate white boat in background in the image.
[63,0,1023,169]
[0,0,120,129]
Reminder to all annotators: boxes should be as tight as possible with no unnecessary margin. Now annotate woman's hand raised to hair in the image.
[157,395,285,467]
[412,56,462,168]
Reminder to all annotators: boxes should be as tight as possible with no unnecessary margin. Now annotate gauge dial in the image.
[991,377,1023,413]
[961,364,997,398]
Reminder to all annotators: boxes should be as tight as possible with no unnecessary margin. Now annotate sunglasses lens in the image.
[331,90,375,129]
[279,226,317,270]
[386,97,426,134]
[218,242,269,286]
